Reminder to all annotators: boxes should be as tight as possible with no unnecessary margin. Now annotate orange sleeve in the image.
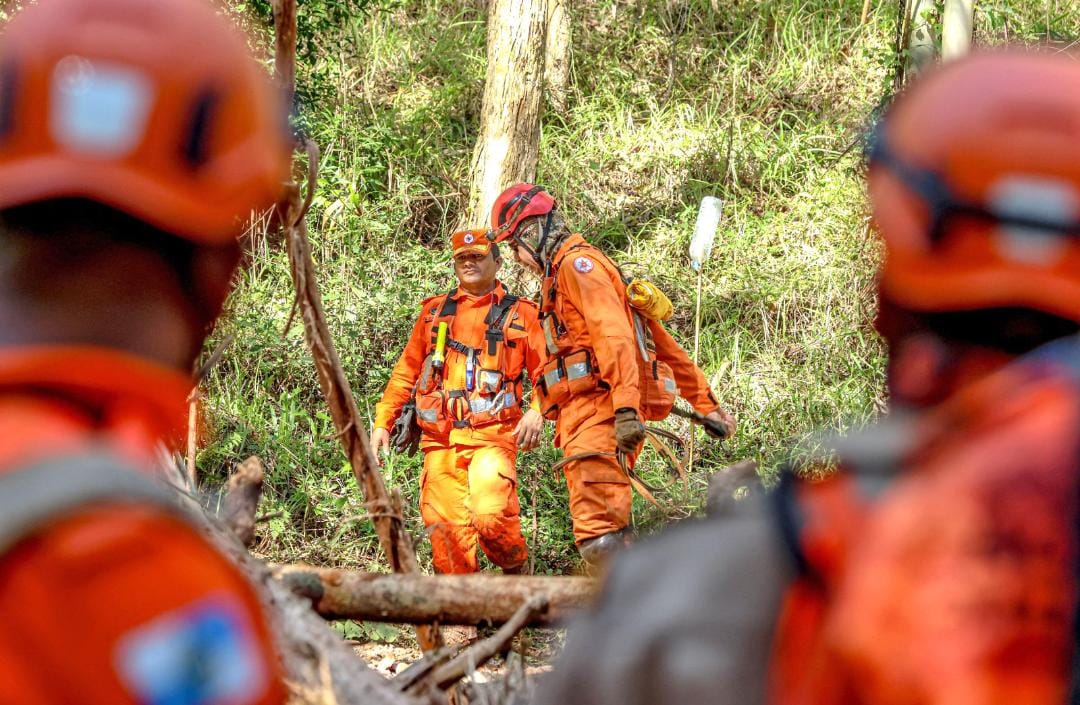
[561,257,641,412]
[373,305,431,432]
[518,302,546,413]
[649,318,721,415]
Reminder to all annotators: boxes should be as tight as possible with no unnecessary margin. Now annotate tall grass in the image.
[204,0,1072,574]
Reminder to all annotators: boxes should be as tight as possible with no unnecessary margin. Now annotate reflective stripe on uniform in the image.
[468,391,518,415]
[0,453,184,556]
[544,359,593,388]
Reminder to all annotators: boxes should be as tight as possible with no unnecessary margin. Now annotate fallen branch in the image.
[222,456,265,547]
[274,565,597,626]
[272,0,438,651]
[419,596,548,693]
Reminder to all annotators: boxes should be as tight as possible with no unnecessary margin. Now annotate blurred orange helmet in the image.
[0,0,291,245]
[869,51,1080,323]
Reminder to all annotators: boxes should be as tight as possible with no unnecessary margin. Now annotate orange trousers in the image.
[420,443,527,574]
[561,420,638,545]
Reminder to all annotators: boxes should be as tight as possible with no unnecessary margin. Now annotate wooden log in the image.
[275,566,598,626]
[222,456,264,547]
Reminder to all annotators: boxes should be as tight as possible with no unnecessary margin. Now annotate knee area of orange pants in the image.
[0,506,285,705]
[421,444,526,573]
[561,422,636,544]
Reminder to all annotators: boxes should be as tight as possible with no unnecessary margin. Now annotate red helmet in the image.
[0,0,291,245]
[869,51,1080,323]
[489,184,556,243]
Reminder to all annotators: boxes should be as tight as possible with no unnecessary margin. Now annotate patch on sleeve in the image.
[115,594,268,705]
[573,256,595,274]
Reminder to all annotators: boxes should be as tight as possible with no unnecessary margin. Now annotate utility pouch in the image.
[478,368,505,395]
[538,349,598,419]
[640,358,678,421]
[391,401,421,457]
[415,390,451,436]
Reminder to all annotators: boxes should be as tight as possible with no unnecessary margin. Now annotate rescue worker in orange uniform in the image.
[372,230,546,574]
[534,50,1080,705]
[0,0,291,702]
[488,185,736,565]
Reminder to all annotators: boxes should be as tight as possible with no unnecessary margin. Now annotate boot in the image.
[578,531,629,569]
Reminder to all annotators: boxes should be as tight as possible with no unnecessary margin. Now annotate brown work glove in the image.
[614,407,646,454]
[702,409,736,440]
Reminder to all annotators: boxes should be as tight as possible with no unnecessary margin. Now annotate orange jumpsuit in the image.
[0,346,285,705]
[539,235,721,544]
[374,282,545,574]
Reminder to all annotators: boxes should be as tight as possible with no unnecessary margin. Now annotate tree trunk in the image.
[905,0,937,78]
[941,0,974,62]
[275,565,598,626]
[464,0,547,227]
[544,0,571,115]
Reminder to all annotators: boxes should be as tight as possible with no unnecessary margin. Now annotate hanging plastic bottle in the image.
[689,196,723,271]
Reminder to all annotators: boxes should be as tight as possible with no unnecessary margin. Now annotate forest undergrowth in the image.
[199,0,1075,594]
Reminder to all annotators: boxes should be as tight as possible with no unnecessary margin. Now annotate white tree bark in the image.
[941,0,974,62]
[465,0,547,227]
[544,0,571,115]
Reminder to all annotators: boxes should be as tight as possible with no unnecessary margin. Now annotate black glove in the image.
[613,407,646,454]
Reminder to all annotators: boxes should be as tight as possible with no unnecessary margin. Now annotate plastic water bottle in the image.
[689,196,723,271]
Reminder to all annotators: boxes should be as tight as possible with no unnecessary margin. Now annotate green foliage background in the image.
[202,0,1076,574]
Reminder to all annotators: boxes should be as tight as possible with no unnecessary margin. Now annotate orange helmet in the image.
[490,184,556,243]
[0,0,291,245]
[869,51,1080,323]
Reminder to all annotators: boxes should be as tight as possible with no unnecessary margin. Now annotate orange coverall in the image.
[0,346,285,705]
[374,282,545,573]
[542,235,721,544]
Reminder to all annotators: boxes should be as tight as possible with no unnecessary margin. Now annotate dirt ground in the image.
[351,626,564,681]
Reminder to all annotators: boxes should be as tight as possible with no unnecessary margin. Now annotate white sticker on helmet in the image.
[50,56,154,157]
[989,176,1075,266]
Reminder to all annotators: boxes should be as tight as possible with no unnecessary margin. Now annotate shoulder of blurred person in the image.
[534,483,792,705]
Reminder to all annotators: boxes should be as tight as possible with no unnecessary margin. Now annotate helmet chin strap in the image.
[512,213,553,270]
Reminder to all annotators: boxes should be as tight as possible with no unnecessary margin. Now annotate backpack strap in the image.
[0,453,187,556]
[428,288,458,349]
[483,292,520,357]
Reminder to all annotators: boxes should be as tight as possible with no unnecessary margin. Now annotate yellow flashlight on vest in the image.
[433,321,448,370]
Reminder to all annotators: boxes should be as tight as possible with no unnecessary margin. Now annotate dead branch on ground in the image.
[275,565,596,626]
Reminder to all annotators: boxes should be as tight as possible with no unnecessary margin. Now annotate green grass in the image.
[201,0,1070,573]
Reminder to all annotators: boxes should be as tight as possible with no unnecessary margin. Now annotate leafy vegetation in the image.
[203,0,1076,575]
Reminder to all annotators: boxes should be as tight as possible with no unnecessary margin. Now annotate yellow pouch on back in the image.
[626,279,673,321]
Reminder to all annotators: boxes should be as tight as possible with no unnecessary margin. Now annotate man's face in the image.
[453,249,500,289]
[511,241,542,273]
